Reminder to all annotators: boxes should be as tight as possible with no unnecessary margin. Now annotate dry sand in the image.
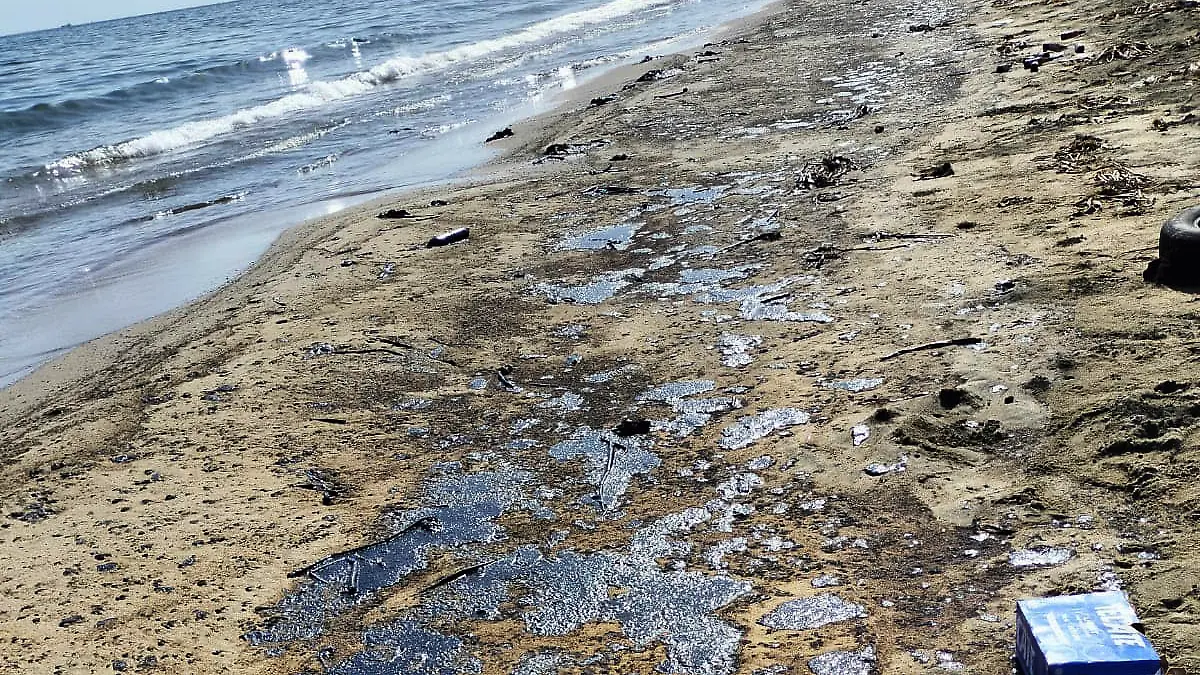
[4,0,1200,673]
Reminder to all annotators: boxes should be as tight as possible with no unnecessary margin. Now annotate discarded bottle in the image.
[1016,592,1163,675]
[426,227,470,248]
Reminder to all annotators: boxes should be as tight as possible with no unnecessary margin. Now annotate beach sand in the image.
[4,0,1200,672]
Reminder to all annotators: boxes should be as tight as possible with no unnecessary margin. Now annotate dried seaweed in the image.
[1039,134,1108,173]
[1095,41,1153,61]
[798,155,859,189]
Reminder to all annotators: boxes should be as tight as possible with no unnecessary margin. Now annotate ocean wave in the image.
[0,54,296,135]
[42,0,674,174]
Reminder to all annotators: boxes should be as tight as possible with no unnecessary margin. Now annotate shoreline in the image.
[6,0,1200,672]
[0,0,780,421]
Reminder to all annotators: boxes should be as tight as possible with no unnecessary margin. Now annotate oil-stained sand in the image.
[4,0,1200,673]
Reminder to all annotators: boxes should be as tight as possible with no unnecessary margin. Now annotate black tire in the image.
[1153,206,1200,286]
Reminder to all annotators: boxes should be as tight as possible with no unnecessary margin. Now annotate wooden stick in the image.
[881,337,983,361]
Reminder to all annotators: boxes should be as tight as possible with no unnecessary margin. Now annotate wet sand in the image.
[5,0,1200,673]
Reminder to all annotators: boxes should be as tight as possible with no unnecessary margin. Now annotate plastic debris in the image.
[427,227,470,248]
[1016,592,1161,675]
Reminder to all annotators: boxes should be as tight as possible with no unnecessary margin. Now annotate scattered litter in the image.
[544,139,609,157]
[798,155,858,189]
[427,227,470,248]
[914,162,954,180]
[1016,592,1161,675]
[377,208,435,220]
[485,127,514,142]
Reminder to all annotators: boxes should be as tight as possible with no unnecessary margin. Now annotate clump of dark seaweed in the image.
[798,155,859,189]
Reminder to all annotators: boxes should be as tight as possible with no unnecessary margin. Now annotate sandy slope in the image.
[3,0,1200,673]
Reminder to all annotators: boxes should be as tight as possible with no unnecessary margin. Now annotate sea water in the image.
[0,0,764,386]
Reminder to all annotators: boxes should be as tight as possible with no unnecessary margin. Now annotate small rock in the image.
[485,127,514,143]
[59,615,84,628]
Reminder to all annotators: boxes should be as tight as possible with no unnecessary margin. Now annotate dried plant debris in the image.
[1093,164,1152,193]
[1095,41,1153,61]
[798,155,859,189]
[997,195,1034,208]
[1040,134,1108,173]
[543,139,609,158]
[1075,164,1155,215]
[294,468,348,505]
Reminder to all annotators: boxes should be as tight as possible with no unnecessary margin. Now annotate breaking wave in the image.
[43,0,673,175]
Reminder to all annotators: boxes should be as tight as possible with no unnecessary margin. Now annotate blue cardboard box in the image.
[1016,592,1162,675]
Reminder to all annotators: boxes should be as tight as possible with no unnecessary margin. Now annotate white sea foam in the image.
[44,0,675,174]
